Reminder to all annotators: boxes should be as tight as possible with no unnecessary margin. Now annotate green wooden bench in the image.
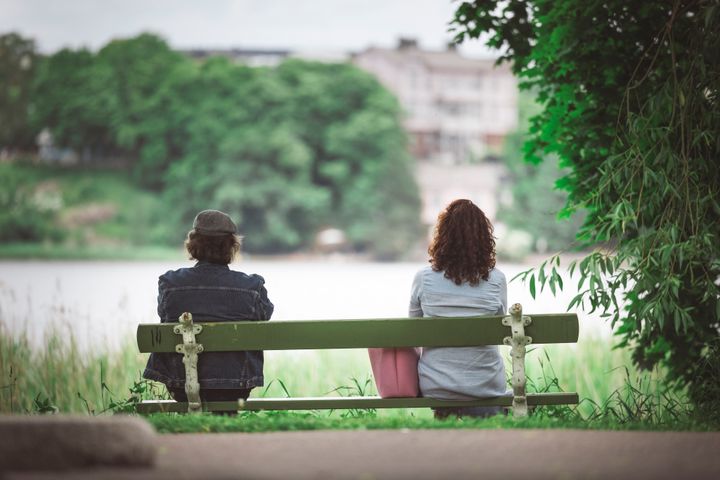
[135,303,579,417]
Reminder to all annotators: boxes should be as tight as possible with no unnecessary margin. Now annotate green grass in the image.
[144,410,715,434]
[0,322,154,414]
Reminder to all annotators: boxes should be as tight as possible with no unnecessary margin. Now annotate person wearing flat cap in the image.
[143,209,274,404]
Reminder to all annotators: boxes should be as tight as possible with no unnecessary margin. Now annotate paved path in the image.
[8,429,720,479]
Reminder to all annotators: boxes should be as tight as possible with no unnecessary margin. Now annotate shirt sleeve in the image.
[498,271,508,315]
[409,269,424,318]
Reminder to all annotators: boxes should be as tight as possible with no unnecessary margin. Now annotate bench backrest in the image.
[136,313,579,353]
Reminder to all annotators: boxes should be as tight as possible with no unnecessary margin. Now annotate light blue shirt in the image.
[409,266,508,400]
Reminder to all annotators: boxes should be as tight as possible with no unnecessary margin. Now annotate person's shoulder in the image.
[228,269,267,290]
[414,265,434,279]
[158,266,192,286]
[417,264,433,274]
[488,267,506,283]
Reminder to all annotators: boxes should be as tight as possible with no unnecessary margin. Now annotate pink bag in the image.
[368,347,420,398]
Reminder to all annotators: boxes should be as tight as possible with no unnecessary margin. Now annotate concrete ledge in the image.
[0,415,157,473]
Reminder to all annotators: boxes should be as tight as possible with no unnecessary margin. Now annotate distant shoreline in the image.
[0,242,589,265]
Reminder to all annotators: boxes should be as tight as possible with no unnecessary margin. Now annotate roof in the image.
[355,46,508,74]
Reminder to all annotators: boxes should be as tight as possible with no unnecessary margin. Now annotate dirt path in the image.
[8,429,720,479]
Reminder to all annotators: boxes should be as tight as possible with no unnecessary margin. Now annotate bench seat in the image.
[136,306,580,416]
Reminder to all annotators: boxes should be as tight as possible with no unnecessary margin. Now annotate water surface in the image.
[0,259,611,350]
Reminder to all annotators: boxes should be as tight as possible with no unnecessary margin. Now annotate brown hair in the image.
[428,199,496,286]
[185,230,241,265]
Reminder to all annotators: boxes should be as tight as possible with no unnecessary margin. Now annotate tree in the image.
[164,58,422,257]
[22,34,423,258]
[161,57,327,252]
[31,48,114,155]
[277,60,423,255]
[95,34,186,186]
[0,164,64,242]
[0,33,38,150]
[452,0,720,412]
[497,90,584,253]
[32,34,187,182]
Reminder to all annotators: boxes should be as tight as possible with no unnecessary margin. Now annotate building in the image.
[352,38,518,165]
[179,48,348,67]
[180,48,293,67]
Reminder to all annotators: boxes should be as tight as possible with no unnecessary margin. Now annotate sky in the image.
[0,0,494,57]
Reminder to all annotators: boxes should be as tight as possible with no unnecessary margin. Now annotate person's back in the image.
[411,265,507,400]
[143,209,273,402]
[409,199,507,417]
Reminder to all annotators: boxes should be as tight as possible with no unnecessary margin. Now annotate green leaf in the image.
[529,274,536,299]
[568,293,584,310]
[673,309,681,333]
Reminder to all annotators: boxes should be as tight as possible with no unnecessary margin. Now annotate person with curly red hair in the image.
[410,199,508,418]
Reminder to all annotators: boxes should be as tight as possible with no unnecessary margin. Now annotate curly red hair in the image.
[428,199,496,286]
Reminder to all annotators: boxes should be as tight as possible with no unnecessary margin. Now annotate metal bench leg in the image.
[174,312,204,413]
[503,303,532,417]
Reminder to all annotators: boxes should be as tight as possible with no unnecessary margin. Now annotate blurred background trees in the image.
[496,90,584,254]
[0,33,37,151]
[0,32,421,258]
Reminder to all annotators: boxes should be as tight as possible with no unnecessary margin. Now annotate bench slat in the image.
[137,314,579,353]
[136,392,579,413]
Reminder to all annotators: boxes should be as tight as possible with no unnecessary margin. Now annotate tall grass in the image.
[0,322,151,414]
[1,320,691,426]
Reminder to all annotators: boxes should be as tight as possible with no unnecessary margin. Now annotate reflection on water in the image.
[0,259,612,350]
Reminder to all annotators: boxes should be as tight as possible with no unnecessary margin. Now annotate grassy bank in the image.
[2,319,704,431]
[1,163,180,260]
[0,243,184,261]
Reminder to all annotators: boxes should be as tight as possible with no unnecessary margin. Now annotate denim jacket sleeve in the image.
[157,275,167,321]
[253,275,274,321]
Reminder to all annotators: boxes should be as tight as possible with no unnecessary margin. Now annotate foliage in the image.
[31,47,114,157]
[162,57,421,256]
[96,34,187,186]
[31,34,185,185]
[0,164,64,242]
[0,163,174,248]
[0,321,157,414]
[276,60,423,256]
[497,90,584,253]
[0,33,37,150]
[452,0,720,408]
[24,34,422,258]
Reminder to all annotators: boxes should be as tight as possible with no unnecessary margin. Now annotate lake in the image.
[0,259,613,351]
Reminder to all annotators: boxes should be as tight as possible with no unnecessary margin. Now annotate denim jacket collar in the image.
[194,260,230,270]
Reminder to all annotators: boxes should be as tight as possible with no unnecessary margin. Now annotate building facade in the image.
[353,39,518,165]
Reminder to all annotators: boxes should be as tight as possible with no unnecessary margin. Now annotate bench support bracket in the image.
[174,312,203,413]
[503,303,532,417]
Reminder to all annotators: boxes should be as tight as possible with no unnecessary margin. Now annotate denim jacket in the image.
[143,261,274,389]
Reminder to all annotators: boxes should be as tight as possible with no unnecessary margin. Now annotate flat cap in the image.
[192,209,237,236]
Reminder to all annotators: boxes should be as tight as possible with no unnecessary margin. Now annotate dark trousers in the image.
[168,387,252,402]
